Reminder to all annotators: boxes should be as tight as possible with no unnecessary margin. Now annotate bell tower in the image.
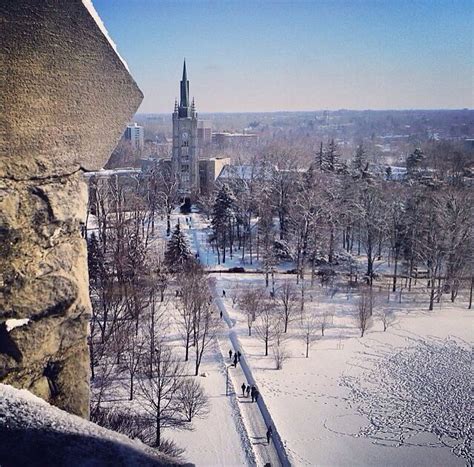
[172,60,199,197]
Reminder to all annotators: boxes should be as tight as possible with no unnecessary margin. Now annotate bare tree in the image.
[317,308,334,337]
[153,164,180,236]
[272,343,289,370]
[377,308,395,331]
[193,293,219,376]
[123,321,146,400]
[176,263,204,361]
[177,378,210,422]
[300,309,319,358]
[138,342,185,448]
[354,182,388,285]
[276,280,298,332]
[355,288,374,337]
[238,287,266,336]
[254,299,277,356]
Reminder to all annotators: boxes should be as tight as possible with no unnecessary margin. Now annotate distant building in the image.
[172,60,199,197]
[197,120,212,145]
[212,132,258,148]
[199,157,230,195]
[125,123,144,151]
[385,166,407,181]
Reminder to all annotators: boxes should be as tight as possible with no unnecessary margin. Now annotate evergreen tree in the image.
[352,143,366,174]
[318,141,324,170]
[323,139,339,172]
[406,148,426,179]
[211,184,235,263]
[164,223,192,272]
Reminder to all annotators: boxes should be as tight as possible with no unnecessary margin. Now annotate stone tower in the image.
[172,60,199,197]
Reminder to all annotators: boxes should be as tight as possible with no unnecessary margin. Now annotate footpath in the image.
[188,214,290,467]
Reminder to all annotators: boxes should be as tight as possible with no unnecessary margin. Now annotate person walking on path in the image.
[246,385,250,398]
[251,386,256,402]
[237,350,242,362]
[266,425,273,445]
[222,290,226,298]
[241,383,246,397]
[229,349,233,360]
[233,354,238,368]
[220,310,223,319]
[255,390,260,403]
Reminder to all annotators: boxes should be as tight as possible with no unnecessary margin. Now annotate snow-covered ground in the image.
[164,211,472,466]
[164,339,250,466]
[89,210,473,466]
[215,272,472,466]
[0,383,183,466]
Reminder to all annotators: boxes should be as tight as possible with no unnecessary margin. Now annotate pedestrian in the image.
[237,350,242,362]
[220,310,223,319]
[241,383,246,397]
[266,425,273,444]
[233,354,238,368]
[222,289,226,298]
[250,386,256,402]
[229,349,233,360]
[255,390,260,402]
[246,385,250,397]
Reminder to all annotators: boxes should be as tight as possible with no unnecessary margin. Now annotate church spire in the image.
[180,59,190,111]
[182,59,187,83]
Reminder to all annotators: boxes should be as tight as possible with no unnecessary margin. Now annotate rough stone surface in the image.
[0,0,143,178]
[0,0,143,418]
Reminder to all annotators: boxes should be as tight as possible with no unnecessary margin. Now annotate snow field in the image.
[215,273,472,466]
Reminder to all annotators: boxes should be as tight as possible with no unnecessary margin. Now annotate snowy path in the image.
[213,293,288,467]
[189,215,290,467]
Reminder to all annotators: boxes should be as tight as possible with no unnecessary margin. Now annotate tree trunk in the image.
[129,374,134,401]
[392,250,399,292]
[166,213,171,236]
[469,276,473,309]
[185,334,190,361]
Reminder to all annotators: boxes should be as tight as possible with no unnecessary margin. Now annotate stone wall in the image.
[0,0,143,418]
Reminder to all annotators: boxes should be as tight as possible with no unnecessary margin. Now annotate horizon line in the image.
[136,107,473,116]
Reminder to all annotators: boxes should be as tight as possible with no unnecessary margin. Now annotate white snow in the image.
[4,318,29,332]
[216,271,472,466]
[182,211,472,466]
[0,383,183,466]
[87,209,473,466]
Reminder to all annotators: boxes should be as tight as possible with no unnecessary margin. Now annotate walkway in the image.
[189,214,290,467]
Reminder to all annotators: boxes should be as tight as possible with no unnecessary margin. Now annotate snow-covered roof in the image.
[84,168,142,178]
[217,165,273,181]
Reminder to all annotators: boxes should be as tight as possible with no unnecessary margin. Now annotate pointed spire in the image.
[179,58,190,114]
[182,59,187,82]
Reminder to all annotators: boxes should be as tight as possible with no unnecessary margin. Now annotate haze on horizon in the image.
[94,0,473,114]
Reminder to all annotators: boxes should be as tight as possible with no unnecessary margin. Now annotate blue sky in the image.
[93,0,473,113]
